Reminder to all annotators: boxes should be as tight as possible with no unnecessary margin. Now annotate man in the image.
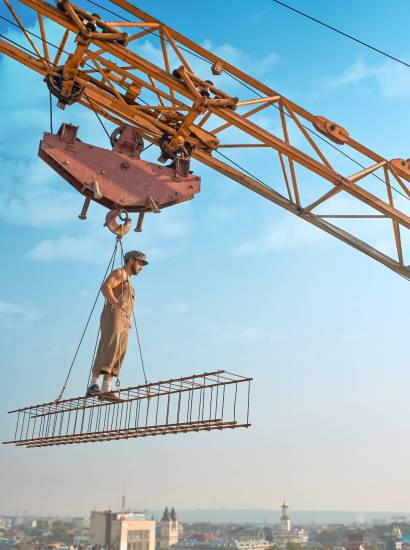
[86,250,148,400]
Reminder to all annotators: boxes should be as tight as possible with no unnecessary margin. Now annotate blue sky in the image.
[1,0,410,516]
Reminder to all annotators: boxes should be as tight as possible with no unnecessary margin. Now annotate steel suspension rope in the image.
[3,7,407,201]
[213,149,410,283]
[118,237,148,385]
[271,0,410,70]
[83,89,112,144]
[85,236,122,390]
[56,237,120,401]
[3,2,408,204]
[49,90,53,133]
[81,1,410,202]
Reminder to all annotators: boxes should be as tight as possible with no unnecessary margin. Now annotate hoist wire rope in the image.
[224,70,410,203]
[214,148,410,283]
[0,14,62,63]
[118,237,148,385]
[271,0,410,70]
[0,15,154,140]
[56,237,120,401]
[84,88,156,155]
[0,29,50,60]
[53,86,149,390]
[83,89,112,142]
[2,7,409,202]
[49,90,53,133]
[85,241,121,390]
[82,0,410,204]
[86,324,101,389]
[215,149,277,194]
[78,87,150,386]
[0,14,153,103]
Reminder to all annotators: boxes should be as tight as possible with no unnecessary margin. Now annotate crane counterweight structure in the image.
[1,0,410,277]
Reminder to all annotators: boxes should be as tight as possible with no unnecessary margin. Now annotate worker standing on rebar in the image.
[86,250,148,401]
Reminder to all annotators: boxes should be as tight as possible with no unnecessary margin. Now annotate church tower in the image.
[158,507,179,550]
[280,500,291,533]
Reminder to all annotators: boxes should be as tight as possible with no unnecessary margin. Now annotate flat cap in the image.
[124,250,148,265]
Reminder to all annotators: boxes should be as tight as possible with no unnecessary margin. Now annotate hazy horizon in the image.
[1,508,410,523]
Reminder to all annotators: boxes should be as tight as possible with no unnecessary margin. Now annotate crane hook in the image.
[104,208,132,236]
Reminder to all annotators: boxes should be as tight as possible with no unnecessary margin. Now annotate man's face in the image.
[130,259,144,275]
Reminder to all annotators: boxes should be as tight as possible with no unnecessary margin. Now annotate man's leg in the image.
[99,328,128,401]
[88,307,119,396]
[101,373,113,392]
[90,373,100,386]
[111,329,129,378]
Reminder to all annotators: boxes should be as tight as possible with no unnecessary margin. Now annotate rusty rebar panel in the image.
[3,370,252,447]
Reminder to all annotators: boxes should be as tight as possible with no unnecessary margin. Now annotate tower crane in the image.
[1,0,410,278]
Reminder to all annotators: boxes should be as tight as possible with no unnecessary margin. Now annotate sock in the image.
[90,374,100,387]
[102,374,112,392]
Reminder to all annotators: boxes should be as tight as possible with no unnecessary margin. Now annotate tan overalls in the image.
[92,272,135,377]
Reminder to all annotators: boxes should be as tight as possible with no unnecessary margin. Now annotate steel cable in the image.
[2,6,409,203]
[271,0,410,70]
[56,238,120,401]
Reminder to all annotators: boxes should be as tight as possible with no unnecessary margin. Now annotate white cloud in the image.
[28,234,109,263]
[133,36,279,97]
[232,215,324,256]
[201,40,279,78]
[0,17,280,264]
[0,159,80,227]
[0,299,42,329]
[321,59,378,88]
[136,306,153,317]
[202,205,235,232]
[143,244,187,262]
[165,301,190,314]
[0,21,106,229]
[320,58,410,99]
[208,323,261,343]
[27,205,192,264]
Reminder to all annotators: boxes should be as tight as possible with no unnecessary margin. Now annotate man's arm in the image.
[101,268,126,307]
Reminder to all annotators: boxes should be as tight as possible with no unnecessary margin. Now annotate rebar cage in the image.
[3,370,252,447]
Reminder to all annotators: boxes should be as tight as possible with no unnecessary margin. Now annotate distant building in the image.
[9,543,40,550]
[73,534,89,547]
[389,519,407,525]
[0,518,12,531]
[271,501,308,546]
[157,508,179,550]
[346,532,365,550]
[386,526,403,550]
[89,511,155,550]
[72,518,89,529]
[171,539,271,550]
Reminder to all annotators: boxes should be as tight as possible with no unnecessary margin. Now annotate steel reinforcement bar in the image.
[3,370,252,447]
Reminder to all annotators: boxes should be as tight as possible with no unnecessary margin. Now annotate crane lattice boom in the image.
[1,0,410,277]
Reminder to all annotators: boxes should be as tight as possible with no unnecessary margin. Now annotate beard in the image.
[132,264,140,275]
